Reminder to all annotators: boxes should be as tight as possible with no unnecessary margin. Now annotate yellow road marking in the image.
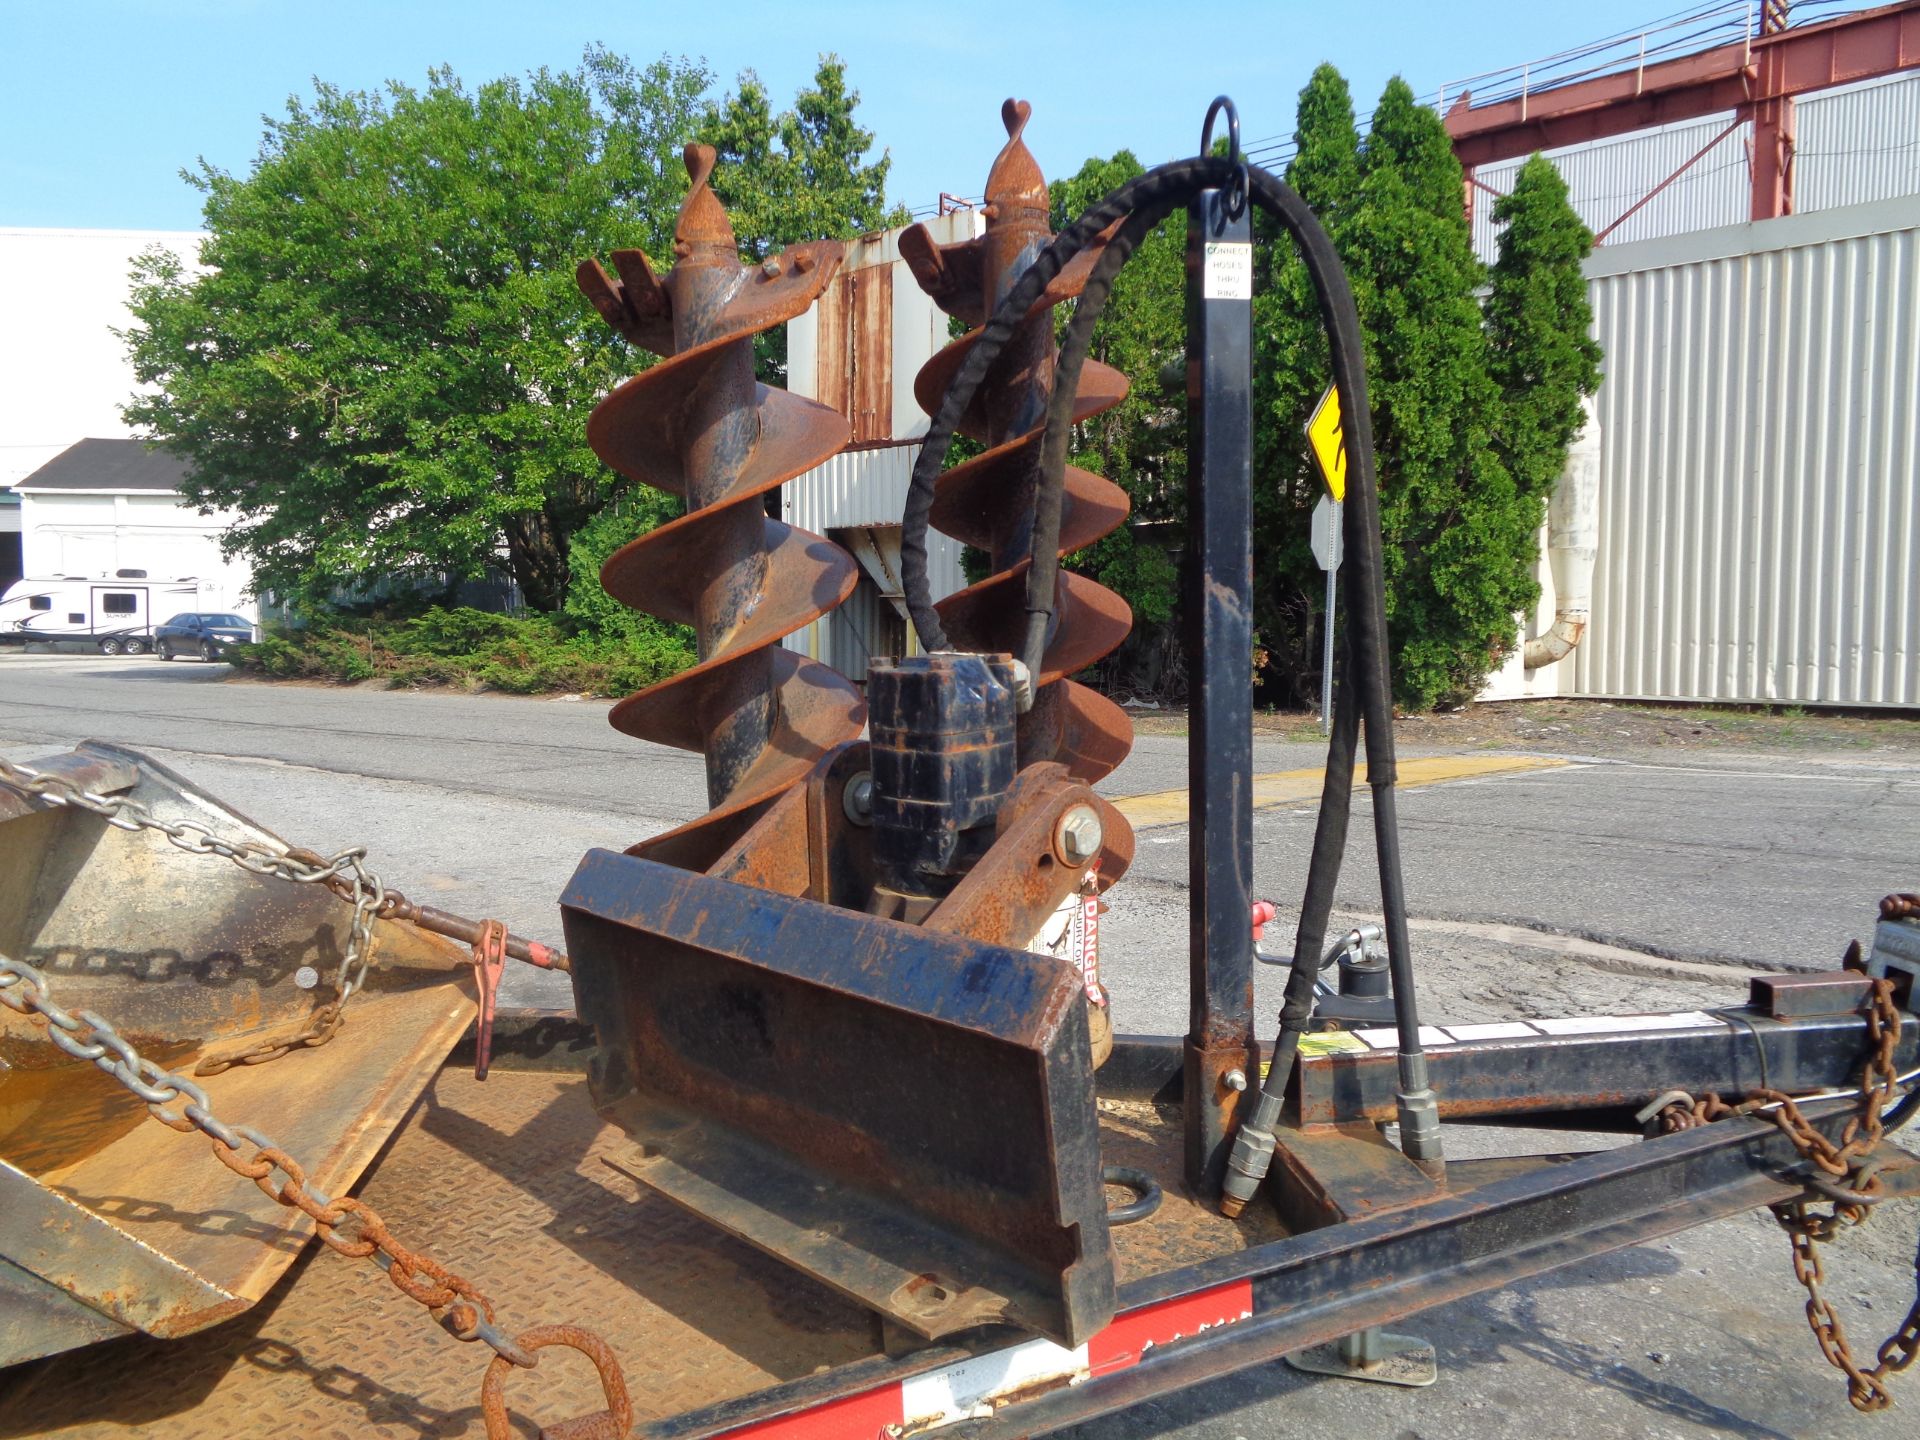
[1110,754,1570,830]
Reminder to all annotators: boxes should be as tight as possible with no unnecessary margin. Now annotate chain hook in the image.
[470,919,509,1081]
[482,1325,632,1440]
[1200,95,1248,222]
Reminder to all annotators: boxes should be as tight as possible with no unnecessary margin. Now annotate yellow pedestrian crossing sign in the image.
[1306,385,1346,502]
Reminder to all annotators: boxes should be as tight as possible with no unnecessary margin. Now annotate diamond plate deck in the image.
[0,1073,1289,1438]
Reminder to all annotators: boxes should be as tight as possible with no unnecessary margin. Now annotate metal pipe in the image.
[1524,395,1602,671]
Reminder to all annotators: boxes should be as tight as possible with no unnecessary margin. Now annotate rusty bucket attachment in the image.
[562,845,1115,1347]
[0,741,475,1365]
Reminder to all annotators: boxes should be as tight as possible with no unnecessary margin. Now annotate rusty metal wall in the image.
[1566,195,1920,707]
[1469,74,1920,262]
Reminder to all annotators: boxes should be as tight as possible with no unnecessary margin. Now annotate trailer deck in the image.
[0,1036,1289,1439]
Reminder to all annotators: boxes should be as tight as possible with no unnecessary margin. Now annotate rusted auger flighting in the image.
[577,145,863,870]
[900,100,1136,787]
[561,137,1135,1351]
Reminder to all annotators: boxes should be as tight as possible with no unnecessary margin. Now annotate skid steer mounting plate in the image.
[562,847,1115,1346]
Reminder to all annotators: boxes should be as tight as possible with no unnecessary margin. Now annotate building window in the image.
[29,596,51,611]
[101,593,138,615]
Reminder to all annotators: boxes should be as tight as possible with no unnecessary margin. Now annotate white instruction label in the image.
[1203,242,1253,301]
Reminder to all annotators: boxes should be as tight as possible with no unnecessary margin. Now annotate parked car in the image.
[153,612,258,661]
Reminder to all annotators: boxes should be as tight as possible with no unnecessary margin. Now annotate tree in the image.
[1339,77,1539,710]
[123,50,711,611]
[1251,63,1365,701]
[700,55,905,258]
[698,55,908,382]
[1485,154,1602,502]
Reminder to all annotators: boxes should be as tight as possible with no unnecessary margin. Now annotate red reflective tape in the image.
[717,1280,1256,1437]
[1086,1280,1256,1376]
[718,1383,904,1439]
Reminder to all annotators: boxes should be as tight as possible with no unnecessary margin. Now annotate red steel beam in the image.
[1446,1,1920,168]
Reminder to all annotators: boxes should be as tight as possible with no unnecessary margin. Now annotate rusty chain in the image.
[0,756,382,1069]
[0,949,521,1360]
[0,948,633,1429]
[0,754,567,1071]
[1657,923,1920,1412]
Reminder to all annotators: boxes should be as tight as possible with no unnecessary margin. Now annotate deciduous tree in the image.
[123,50,710,611]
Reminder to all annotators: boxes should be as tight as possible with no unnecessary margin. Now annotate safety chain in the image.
[1657,945,1919,1412]
[0,948,632,1428]
[0,756,381,1070]
[0,950,519,1356]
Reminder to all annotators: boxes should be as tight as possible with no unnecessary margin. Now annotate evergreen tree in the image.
[1342,76,1532,709]
[1251,63,1364,701]
[1485,154,1602,503]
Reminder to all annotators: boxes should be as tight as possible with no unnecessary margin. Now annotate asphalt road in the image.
[5,652,1920,1439]
[2,652,1913,999]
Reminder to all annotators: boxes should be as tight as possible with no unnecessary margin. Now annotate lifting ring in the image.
[1200,95,1248,221]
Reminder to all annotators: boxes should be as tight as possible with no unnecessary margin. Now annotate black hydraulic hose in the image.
[1026,167,1379,1100]
[1236,167,1423,1055]
[1267,631,1360,1079]
[901,147,1439,1182]
[1021,199,1177,681]
[901,156,1231,654]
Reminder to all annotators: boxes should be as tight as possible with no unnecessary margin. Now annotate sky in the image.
[5,1,1629,234]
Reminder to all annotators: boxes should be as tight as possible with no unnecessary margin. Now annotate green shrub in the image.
[226,604,695,697]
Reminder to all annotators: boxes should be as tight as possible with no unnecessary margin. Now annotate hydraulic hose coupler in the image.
[1218,1086,1286,1219]
[1395,1053,1446,1181]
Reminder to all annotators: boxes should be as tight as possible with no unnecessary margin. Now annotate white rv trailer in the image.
[0,571,249,654]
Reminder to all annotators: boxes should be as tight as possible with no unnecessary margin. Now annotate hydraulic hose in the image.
[900,148,1441,1199]
[903,157,1226,654]
[1022,199,1181,681]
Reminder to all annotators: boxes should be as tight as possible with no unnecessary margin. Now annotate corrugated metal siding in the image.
[1473,115,1752,260]
[1569,201,1920,707]
[780,445,967,678]
[1798,76,1920,213]
[1471,75,1920,263]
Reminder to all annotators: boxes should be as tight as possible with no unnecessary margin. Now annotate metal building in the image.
[781,211,980,682]
[1460,4,1920,707]
[1483,190,1919,708]
[1467,74,1920,260]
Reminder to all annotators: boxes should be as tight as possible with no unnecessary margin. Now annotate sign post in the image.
[1306,385,1347,734]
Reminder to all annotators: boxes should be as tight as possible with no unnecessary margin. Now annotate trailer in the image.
[0,573,251,654]
[2,97,1918,1440]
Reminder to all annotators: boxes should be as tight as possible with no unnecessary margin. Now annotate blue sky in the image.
[6,1,1616,232]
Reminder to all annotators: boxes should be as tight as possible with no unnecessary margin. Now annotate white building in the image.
[1477,73,1920,707]
[0,227,203,489]
[0,226,243,603]
[11,438,252,613]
